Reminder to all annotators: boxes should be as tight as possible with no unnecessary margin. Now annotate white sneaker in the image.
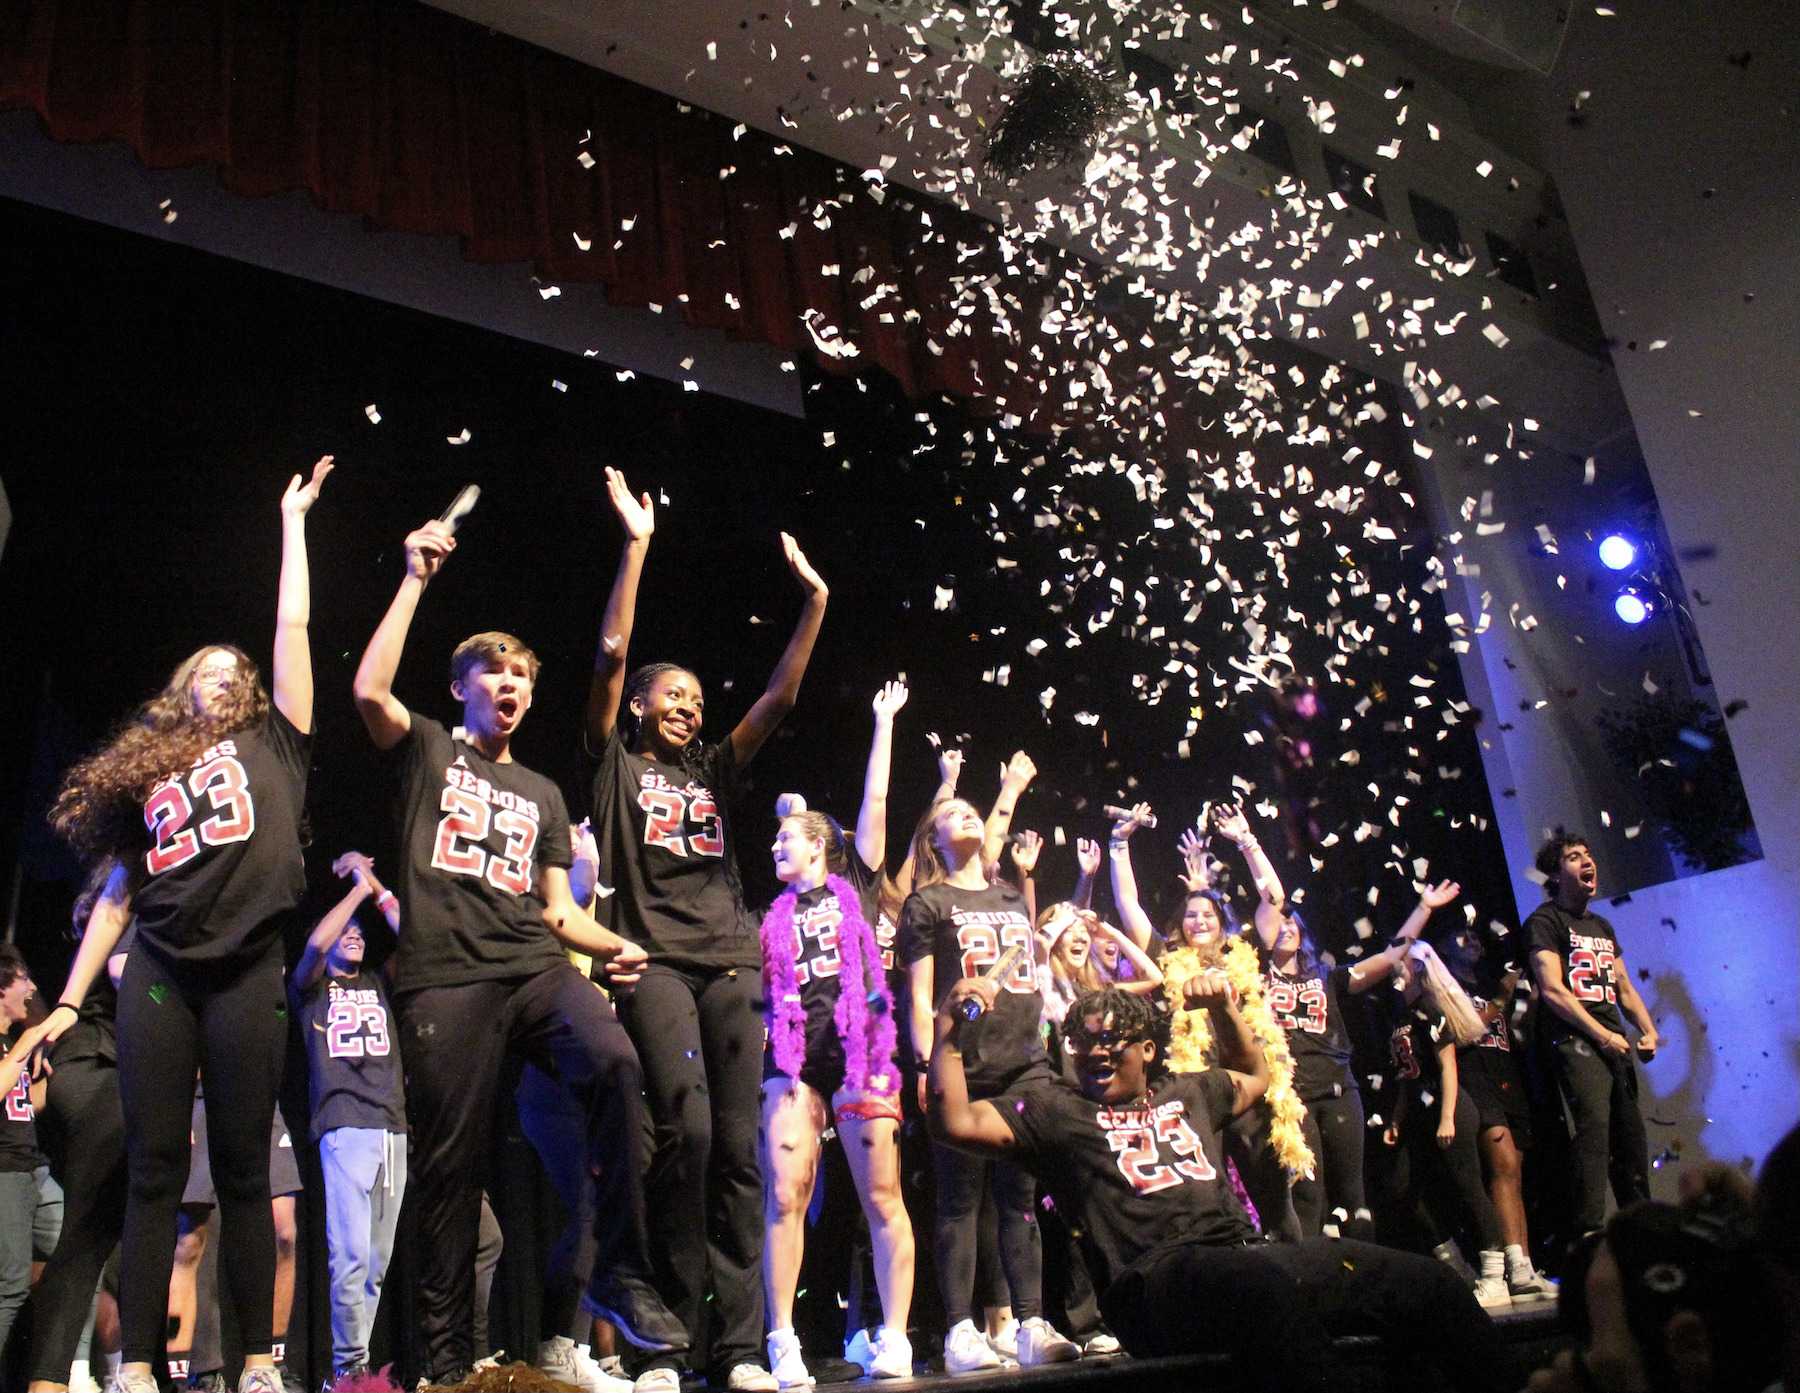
[722,1364,778,1391]
[843,1329,876,1370]
[575,1346,634,1393]
[765,1328,812,1389]
[1081,1331,1121,1357]
[943,1321,1003,1375]
[1016,1318,1080,1367]
[865,1329,913,1380]
[69,1361,104,1393]
[473,1352,505,1371]
[598,1356,627,1380]
[985,1317,1019,1364]
[239,1368,284,1393]
[1474,1250,1514,1310]
[1506,1259,1560,1302]
[633,1372,681,1393]
[539,1337,634,1393]
[105,1371,160,1393]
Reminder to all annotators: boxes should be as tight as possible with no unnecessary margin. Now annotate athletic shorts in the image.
[1457,1047,1533,1146]
[183,1096,305,1206]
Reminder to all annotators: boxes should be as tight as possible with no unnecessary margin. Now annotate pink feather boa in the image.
[760,874,899,1096]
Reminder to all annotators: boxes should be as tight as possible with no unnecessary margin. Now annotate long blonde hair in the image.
[51,645,269,862]
[1407,941,1488,1047]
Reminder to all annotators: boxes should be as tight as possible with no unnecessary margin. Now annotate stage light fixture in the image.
[1614,589,1653,626]
[1598,533,1638,571]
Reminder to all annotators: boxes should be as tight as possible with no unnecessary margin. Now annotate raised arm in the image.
[728,534,829,768]
[1180,969,1269,1116]
[894,747,963,900]
[926,976,1019,1154]
[1010,831,1043,958]
[981,752,1037,868]
[352,520,455,750]
[855,681,908,872]
[1105,806,1157,951]
[294,853,377,993]
[1098,920,1163,992]
[1070,837,1100,911]
[584,468,655,750]
[1212,803,1284,946]
[272,456,333,732]
[1348,880,1461,993]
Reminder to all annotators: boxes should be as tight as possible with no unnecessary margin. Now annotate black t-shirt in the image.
[131,708,311,967]
[296,969,407,1140]
[0,1031,39,1173]
[586,729,756,971]
[1388,1001,1449,1099]
[765,854,884,1083]
[1264,961,1354,1100]
[898,880,1043,1096]
[389,716,572,993]
[998,1071,1253,1296]
[1525,902,1626,1038]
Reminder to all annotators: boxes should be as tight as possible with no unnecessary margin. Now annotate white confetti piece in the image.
[446,428,471,445]
[363,404,381,424]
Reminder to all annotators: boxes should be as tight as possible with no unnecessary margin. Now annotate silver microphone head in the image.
[438,483,481,535]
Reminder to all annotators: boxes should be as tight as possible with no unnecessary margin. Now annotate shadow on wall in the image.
[1639,969,1717,1186]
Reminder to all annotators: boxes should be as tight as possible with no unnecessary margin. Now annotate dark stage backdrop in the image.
[0,195,1518,1378]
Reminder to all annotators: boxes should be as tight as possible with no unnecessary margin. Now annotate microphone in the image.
[960,937,1032,1022]
[1102,805,1158,829]
[438,483,482,535]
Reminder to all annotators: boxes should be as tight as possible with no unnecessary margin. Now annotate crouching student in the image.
[926,975,1514,1393]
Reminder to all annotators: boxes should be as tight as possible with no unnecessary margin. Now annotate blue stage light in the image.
[1614,589,1652,625]
[1598,534,1638,571]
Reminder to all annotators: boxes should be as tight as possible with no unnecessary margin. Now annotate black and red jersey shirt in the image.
[131,707,310,967]
[998,1070,1253,1296]
[1387,1001,1450,1099]
[898,880,1043,1095]
[1525,902,1626,1039]
[0,1031,39,1173]
[587,729,756,972]
[765,853,882,1081]
[1264,962,1355,1100]
[295,969,407,1140]
[389,716,572,993]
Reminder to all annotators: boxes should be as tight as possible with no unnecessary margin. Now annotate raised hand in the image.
[1211,802,1252,846]
[781,531,828,598]
[1110,801,1153,841]
[605,466,654,542]
[332,851,376,884]
[1000,751,1038,792]
[1419,879,1462,911]
[1011,829,1044,876]
[872,679,909,722]
[403,520,455,584]
[280,455,334,519]
[937,745,965,786]
[1180,968,1238,1011]
[1076,837,1102,877]
[1177,825,1212,891]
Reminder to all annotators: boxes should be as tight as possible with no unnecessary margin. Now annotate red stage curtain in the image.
[0,0,1035,404]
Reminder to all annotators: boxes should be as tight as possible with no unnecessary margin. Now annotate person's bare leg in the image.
[759,1081,825,1333]
[839,1115,913,1335]
[1479,1127,1529,1249]
[271,1195,298,1357]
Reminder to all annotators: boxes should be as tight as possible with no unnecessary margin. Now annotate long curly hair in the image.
[50,644,269,863]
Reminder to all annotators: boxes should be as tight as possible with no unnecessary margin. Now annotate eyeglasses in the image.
[1063,1027,1137,1055]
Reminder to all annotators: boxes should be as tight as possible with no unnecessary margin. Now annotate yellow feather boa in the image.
[1160,937,1316,1180]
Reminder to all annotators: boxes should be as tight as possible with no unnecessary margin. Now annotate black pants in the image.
[514,1062,602,1343]
[399,966,654,1377]
[1291,1086,1366,1235]
[614,964,764,1376]
[30,1039,127,1383]
[116,946,285,1365]
[931,1141,1042,1326]
[1551,1037,1649,1232]
[1103,1236,1511,1393]
[1227,1105,1301,1243]
[1390,1091,1503,1251]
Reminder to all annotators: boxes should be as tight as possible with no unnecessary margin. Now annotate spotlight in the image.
[1614,589,1653,626]
[1598,533,1638,571]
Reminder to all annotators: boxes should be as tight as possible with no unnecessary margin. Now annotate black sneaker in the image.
[583,1277,689,1354]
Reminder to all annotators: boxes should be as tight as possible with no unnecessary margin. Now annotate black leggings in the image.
[116,946,285,1365]
[400,966,654,1378]
[1291,1087,1367,1235]
[1391,1090,1503,1251]
[30,1038,127,1383]
[616,963,764,1376]
[931,1140,1042,1326]
[1227,1105,1301,1243]
[1103,1236,1511,1393]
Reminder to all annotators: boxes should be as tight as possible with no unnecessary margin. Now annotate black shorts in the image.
[1457,1047,1532,1146]
[762,1030,847,1103]
[183,1097,305,1206]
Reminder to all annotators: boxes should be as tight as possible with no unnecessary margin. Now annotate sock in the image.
[103,1352,123,1380]
[168,1357,191,1384]
[271,1342,286,1365]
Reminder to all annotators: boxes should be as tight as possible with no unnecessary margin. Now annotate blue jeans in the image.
[320,1128,407,1373]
